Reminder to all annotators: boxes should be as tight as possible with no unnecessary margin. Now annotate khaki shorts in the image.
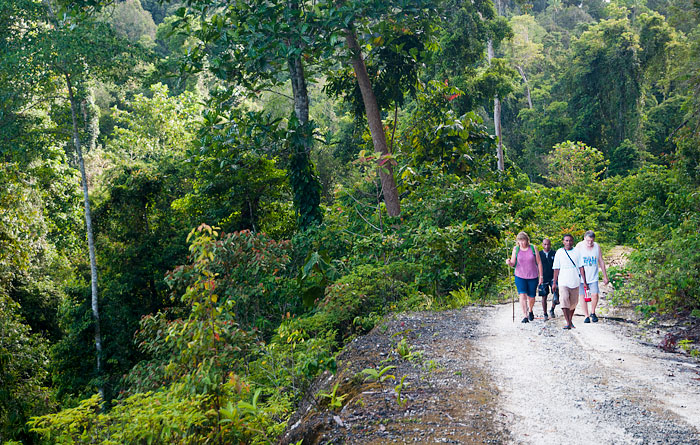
[559,286,579,309]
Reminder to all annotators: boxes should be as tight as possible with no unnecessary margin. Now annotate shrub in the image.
[616,213,700,312]
[165,227,293,335]
[306,263,423,341]
[545,141,607,190]
[399,174,504,295]
[247,318,338,402]
[603,165,678,244]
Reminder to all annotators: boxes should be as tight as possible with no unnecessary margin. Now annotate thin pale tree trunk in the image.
[66,73,103,399]
[44,0,103,398]
[345,29,401,216]
[516,65,533,110]
[488,40,505,171]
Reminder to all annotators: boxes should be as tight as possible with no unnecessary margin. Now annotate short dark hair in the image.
[563,233,574,241]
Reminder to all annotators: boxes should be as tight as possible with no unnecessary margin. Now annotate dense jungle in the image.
[1,0,700,442]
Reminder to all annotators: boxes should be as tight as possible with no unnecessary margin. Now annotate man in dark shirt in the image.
[539,238,556,320]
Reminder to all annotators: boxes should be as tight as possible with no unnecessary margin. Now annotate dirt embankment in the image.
[281,247,700,444]
[281,308,510,444]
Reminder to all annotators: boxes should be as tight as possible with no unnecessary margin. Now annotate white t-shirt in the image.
[553,247,583,288]
[576,241,600,284]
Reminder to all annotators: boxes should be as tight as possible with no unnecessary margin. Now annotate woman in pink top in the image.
[506,232,544,323]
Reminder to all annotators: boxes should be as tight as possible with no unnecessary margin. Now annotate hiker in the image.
[506,231,544,323]
[576,230,609,323]
[552,234,588,330]
[539,238,556,320]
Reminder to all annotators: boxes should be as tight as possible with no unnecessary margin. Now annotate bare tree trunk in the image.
[488,40,505,171]
[66,73,103,399]
[516,65,533,110]
[44,0,103,398]
[288,51,310,125]
[494,0,503,15]
[345,29,401,216]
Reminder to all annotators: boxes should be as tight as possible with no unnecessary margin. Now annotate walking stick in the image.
[511,265,515,322]
[508,241,515,322]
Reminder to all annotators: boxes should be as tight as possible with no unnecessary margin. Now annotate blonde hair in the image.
[516,231,530,244]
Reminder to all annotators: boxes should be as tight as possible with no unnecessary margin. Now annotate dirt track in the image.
[282,247,700,443]
[475,246,700,444]
[477,300,700,444]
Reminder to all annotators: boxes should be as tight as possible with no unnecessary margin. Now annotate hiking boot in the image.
[549,308,556,318]
[591,313,599,323]
[543,313,549,321]
[528,311,534,321]
[584,317,590,323]
[521,317,529,323]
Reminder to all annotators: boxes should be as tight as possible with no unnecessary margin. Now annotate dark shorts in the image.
[539,280,553,297]
[515,276,538,298]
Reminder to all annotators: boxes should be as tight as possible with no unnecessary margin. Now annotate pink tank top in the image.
[515,247,538,279]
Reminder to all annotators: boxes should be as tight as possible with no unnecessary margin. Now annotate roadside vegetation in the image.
[1,0,699,442]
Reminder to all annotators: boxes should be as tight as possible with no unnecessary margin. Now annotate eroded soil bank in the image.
[281,308,510,443]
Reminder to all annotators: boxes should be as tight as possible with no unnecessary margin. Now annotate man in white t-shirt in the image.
[552,234,588,330]
[576,230,609,323]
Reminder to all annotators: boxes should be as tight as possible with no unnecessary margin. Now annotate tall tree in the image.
[1,0,138,397]
[429,0,510,169]
[490,0,505,171]
[487,39,505,170]
[565,12,674,155]
[324,0,441,215]
[343,29,402,216]
[504,15,547,110]
[180,0,323,230]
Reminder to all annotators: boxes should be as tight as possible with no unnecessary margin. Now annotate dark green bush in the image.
[616,213,700,312]
[298,262,423,342]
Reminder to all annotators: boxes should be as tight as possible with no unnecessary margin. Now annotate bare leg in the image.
[590,293,599,314]
[580,294,590,317]
[528,297,535,313]
[542,294,548,314]
[520,294,528,317]
[562,308,572,327]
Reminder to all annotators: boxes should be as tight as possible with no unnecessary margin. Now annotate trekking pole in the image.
[508,240,515,322]
[510,265,515,323]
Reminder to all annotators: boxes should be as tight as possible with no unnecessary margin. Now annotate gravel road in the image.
[282,246,700,444]
[282,298,700,444]
[477,299,700,444]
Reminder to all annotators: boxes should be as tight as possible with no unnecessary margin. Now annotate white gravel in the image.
[475,298,700,444]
